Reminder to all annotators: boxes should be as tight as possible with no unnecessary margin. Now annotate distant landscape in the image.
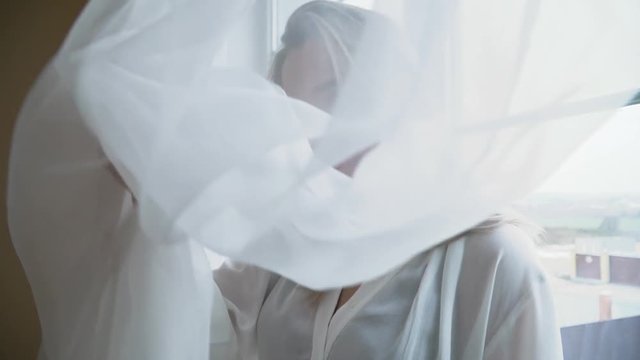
[515,193,640,245]
[516,193,640,326]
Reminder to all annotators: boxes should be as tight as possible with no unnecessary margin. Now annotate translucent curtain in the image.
[7,0,640,358]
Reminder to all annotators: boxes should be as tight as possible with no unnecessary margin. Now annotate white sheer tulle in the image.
[7,0,640,359]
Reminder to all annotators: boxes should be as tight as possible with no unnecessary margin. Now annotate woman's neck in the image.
[335,285,360,313]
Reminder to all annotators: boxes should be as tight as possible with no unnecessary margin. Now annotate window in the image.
[513,102,640,360]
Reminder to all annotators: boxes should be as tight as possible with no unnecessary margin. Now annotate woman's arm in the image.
[482,272,563,359]
[455,223,563,360]
[213,262,277,360]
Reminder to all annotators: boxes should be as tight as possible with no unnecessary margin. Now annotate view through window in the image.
[516,103,640,327]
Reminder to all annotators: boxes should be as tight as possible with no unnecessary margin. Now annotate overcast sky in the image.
[536,105,640,195]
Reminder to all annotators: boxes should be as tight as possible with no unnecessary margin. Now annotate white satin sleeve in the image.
[483,280,563,360]
[428,223,563,360]
[471,225,563,360]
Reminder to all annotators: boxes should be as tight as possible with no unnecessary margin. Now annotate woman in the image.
[213,2,563,359]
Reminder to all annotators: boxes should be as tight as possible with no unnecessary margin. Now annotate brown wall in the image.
[0,1,86,359]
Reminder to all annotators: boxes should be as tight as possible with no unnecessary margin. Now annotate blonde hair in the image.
[269,1,381,86]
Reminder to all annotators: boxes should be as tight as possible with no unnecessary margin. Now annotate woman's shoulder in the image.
[455,221,548,299]
[453,222,560,356]
[463,221,541,265]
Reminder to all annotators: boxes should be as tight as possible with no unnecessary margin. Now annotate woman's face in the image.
[280,38,338,113]
[279,38,370,176]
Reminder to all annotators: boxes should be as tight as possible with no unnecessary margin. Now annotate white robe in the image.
[213,223,563,360]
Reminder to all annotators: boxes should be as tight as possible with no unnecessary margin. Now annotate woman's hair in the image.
[269,1,373,87]
[464,212,544,242]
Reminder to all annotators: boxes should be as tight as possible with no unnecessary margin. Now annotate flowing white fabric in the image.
[6,0,640,359]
